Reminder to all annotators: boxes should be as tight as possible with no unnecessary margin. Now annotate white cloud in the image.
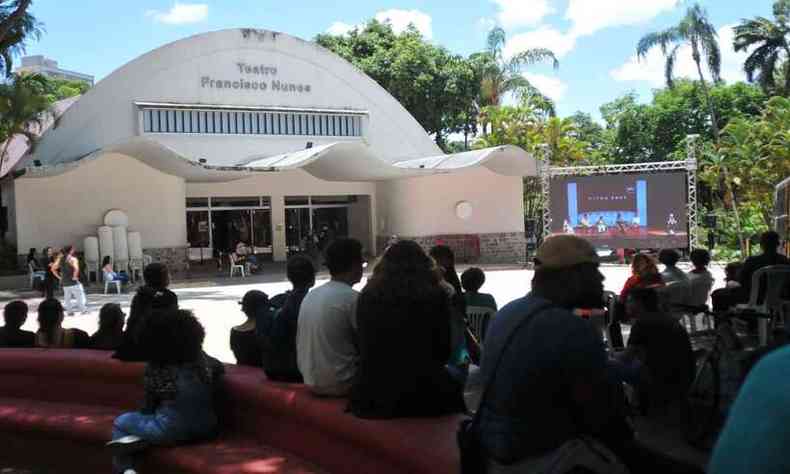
[146,2,208,25]
[610,25,750,86]
[492,0,554,30]
[523,73,568,101]
[375,9,433,39]
[566,0,679,36]
[327,21,356,36]
[476,17,497,34]
[504,26,577,59]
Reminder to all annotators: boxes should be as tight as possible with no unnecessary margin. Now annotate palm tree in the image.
[0,73,51,238]
[637,3,723,139]
[477,27,558,110]
[0,0,42,77]
[734,0,790,96]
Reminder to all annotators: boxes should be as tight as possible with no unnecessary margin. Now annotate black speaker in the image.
[704,214,717,228]
[525,219,536,236]
[0,207,7,232]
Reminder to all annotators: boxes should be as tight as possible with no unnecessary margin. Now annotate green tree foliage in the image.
[316,20,479,150]
[0,0,41,77]
[638,3,723,138]
[0,72,50,161]
[475,26,558,108]
[734,0,790,96]
[599,81,767,163]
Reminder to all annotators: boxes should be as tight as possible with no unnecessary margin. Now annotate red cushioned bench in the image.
[0,349,461,474]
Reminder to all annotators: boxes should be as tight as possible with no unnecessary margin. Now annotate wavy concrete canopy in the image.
[21,137,537,183]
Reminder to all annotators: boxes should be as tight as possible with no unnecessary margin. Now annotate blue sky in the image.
[23,1,775,119]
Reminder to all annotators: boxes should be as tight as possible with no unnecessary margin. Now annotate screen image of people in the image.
[549,172,688,249]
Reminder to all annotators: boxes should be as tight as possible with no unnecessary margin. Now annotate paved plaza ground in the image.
[0,263,727,364]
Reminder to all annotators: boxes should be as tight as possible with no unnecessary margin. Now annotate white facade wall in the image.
[14,154,187,252]
[376,167,525,237]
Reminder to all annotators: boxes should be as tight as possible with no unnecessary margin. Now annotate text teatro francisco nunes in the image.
[200,62,311,93]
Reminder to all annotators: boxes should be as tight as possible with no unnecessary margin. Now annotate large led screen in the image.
[549,172,688,249]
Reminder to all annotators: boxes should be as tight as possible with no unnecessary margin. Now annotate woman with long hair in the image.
[619,253,664,318]
[107,309,224,473]
[348,240,465,419]
[36,299,90,348]
[42,248,60,299]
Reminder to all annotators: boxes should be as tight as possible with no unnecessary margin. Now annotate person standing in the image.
[53,245,88,315]
[43,247,59,299]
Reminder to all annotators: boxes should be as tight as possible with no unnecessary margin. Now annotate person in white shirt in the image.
[658,249,689,285]
[686,249,715,306]
[297,238,365,396]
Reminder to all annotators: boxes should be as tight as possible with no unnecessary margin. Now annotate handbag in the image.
[456,301,552,474]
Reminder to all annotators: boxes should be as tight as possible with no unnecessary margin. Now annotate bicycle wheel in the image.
[685,350,720,445]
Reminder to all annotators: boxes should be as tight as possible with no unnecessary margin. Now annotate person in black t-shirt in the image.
[739,231,790,302]
[230,290,268,367]
[90,303,126,350]
[260,255,316,382]
[0,300,35,347]
[617,287,694,414]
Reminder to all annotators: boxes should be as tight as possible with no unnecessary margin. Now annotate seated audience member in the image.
[261,255,316,382]
[620,253,665,306]
[709,345,790,474]
[615,288,694,414]
[687,249,715,306]
[430,245,474,370]
[725,262,743,289]
[739,230,789,301]
[658,249,688,285]
[461,267,498,344]
[36,299,90,348]
[107,309,224,474]
[461,267,498,313]
[102,256,129,284]
[27,248,46,285]
[90,303,126,350]
[113,263,178,361]
[477,235,636,473]
[0,300,35,347]
[297,238,364,396]
[235,241,258,272]
[230,290,268,367]
[349,241,465,418]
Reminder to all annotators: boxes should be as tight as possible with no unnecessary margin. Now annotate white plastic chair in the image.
[229,253,246,278]
[28,263,45,289]
[128,258,144,283]
[466,306,495,347]
[103,272,121,294]
[737,265,790,345]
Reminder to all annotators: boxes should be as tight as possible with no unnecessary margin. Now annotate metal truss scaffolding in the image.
[540,136,700,249]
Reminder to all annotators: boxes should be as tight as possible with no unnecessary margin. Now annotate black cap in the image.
[239,290,268,308]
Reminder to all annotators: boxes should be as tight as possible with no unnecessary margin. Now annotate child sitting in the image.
[107,309,224,474]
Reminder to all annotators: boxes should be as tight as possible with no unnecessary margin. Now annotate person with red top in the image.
[620,254,665,304]
[609,254,665,348]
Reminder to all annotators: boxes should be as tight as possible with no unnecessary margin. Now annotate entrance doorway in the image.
[284,195,355,256]
[186,196,273,263]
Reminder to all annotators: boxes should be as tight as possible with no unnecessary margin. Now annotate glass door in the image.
[186,211,211,262]
[252,209,273,259]
[312,207,349,251]
[285,208,311,255]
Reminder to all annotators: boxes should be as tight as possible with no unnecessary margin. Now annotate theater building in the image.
[2,29,536,270]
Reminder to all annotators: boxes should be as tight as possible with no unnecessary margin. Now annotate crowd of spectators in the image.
[2,230,789,474]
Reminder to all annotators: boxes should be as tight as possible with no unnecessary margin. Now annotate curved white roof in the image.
[14,28,538,182]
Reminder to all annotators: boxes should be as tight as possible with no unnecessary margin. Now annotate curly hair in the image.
[363,240,442,304]
[631,254,660,279]
[143,309,205,365]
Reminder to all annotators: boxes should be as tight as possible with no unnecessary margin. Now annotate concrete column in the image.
[271,194,287,262]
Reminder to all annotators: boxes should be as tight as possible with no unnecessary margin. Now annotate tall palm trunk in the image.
[692,44,745,254]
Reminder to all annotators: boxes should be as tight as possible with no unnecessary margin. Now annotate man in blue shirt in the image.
[478,235,634,470]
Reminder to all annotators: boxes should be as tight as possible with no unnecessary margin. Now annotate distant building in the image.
[15,55,94,85]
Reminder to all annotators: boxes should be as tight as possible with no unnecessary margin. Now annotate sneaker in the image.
[106,435,148,455]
